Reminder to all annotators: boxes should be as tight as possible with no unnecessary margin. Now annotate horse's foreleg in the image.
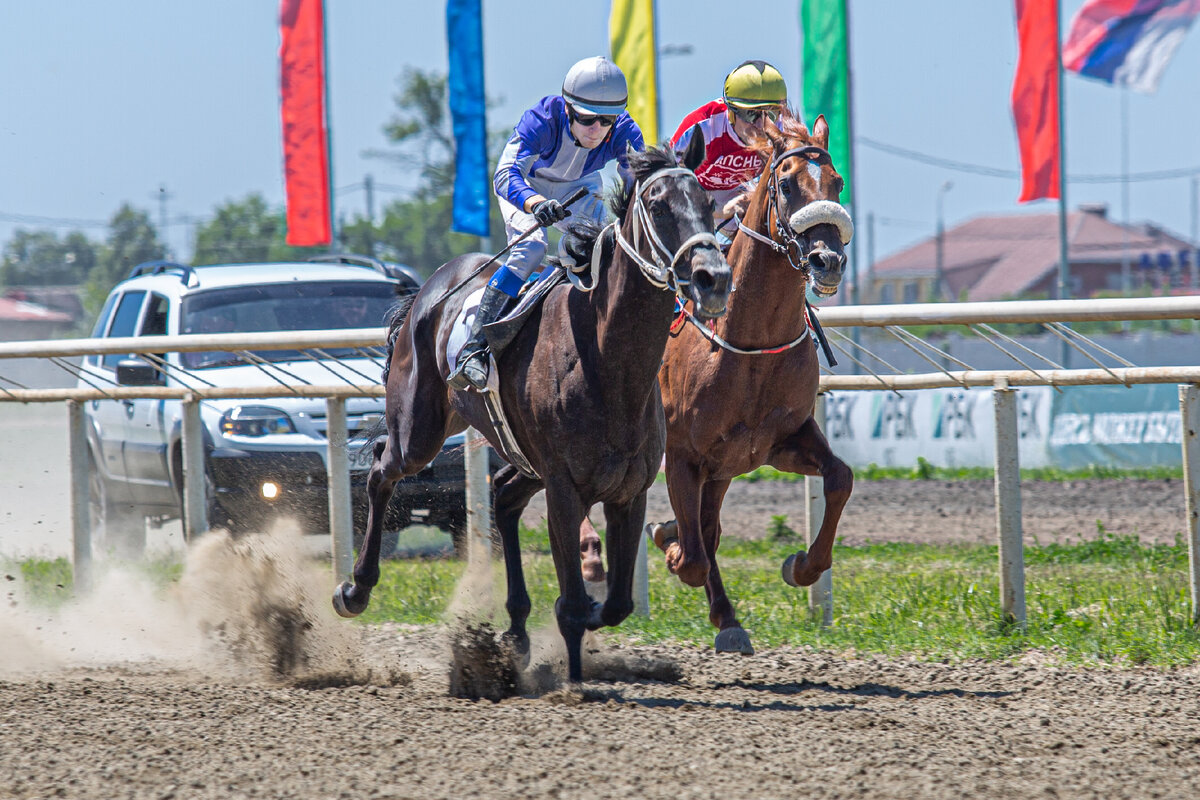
[333,437,400,617]
[695,479,753,654]
[597,493,647,628]
[660,451,711,587]
[769,416,853,588]
[492,465,542,659]
[542,482,594,683]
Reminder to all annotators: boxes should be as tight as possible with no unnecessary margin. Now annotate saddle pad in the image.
[445,286,486,376]
[483,267,566,356]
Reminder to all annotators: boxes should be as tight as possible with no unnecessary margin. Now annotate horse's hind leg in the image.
[768,415,853,588]
[597,493,648,628]
[696,479,754,655]
[333,373,449,617]
[492,464,543,658]
[542,480,596,683]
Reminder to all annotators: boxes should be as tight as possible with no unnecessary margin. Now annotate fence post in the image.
[806,393,833,625]
[67,400,92,593]
[181,395,208,541]
[1180,384,1200,626]
[464,426,492,562]
[993,378,1026,627]
[326,397,354,584]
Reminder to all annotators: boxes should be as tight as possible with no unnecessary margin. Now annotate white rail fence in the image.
[0,296,1197,627]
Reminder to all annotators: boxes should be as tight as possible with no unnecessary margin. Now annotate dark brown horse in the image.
[648,113,854,655]
[332,141,732,682]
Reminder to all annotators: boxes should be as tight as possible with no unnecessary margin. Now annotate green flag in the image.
[800,0,853,212]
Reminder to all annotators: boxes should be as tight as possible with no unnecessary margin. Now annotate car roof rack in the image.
[127,260,195,284]
[307,252,422,289]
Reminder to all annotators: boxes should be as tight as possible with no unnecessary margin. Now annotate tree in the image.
[191,193,324,266]
[80,204,166,319]
[358,68,511,276]
[1,229,99,287]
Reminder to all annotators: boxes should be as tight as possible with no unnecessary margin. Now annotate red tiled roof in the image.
[872,208,1194,301]
[0,296,74,323]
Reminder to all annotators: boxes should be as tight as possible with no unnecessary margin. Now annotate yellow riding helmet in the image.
[722,60,787,109]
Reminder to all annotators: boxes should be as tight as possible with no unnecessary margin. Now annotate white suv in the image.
[78,256,475,557]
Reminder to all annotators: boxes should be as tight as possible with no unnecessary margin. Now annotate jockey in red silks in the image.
[670,60,789,246]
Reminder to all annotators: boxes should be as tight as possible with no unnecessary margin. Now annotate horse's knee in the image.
[674,560,710,588]
[824,459,854,504]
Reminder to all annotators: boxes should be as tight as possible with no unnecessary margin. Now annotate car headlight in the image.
[219,406,297,437]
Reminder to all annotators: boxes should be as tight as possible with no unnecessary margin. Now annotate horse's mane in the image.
[555,144,682,269]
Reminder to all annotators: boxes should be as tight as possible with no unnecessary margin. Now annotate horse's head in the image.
[759,113,854,298]
[611,140,732,319]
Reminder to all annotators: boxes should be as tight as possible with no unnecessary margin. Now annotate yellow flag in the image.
[609,0,658,144]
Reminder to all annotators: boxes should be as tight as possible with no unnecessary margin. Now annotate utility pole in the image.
[365,174,376,257]
[935,181,953,301]
[156,185,172,260]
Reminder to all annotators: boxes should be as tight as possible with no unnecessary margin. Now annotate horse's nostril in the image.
[691,268,715,294]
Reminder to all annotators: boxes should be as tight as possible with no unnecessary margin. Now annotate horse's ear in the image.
[812,114,830,148]
[681,124,705,172]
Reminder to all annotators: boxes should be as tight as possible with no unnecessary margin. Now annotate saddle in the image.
[482,265,567,357]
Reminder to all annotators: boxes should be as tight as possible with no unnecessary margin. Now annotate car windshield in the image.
[180,281,398,369]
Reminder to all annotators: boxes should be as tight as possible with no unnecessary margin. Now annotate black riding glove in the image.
[532,199,570,226]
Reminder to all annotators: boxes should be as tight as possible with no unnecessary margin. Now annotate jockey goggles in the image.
[569,107,617,127]
[730,105,782,125]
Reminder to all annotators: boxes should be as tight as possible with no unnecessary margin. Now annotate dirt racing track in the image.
[3,479,1200,799]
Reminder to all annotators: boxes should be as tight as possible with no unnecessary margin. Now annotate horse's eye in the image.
[833,177,845,194]
[780,180,793,197]
[650,201,669,219]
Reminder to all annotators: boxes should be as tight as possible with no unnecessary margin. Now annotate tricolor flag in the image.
[609,0,658,144]
[1064,0,1200,94]
[279,0,332,246]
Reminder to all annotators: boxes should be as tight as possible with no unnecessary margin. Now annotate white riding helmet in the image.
[562,56,628,116]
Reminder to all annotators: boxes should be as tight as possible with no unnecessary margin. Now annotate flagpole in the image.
[322,0,336,252]
[1055,0,1070,367]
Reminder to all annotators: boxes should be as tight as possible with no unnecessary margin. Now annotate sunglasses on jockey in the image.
[730,105,782,125]
[568,107,617,128]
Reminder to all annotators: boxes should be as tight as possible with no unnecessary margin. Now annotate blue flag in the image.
[446,0,489,237]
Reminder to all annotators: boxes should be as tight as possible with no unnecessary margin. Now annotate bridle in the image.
[735,145,854,273]
[566,167,719,304]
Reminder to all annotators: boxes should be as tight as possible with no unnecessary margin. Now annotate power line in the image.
[858,136,1200,183]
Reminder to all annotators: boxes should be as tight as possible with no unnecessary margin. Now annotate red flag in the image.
[279,0,331,246]
[1011,0,1062,203]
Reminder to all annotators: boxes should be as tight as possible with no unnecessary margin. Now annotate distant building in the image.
[0,294,76,340]
[863,204,1199,303]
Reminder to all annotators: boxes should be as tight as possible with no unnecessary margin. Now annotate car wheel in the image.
[88,456,146,559]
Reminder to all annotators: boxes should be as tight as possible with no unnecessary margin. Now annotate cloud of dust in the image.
[0,521,402,686]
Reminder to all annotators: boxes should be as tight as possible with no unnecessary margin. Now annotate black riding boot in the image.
[447,284,513,390]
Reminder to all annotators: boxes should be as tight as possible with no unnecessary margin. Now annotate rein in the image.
[567,167,719,303]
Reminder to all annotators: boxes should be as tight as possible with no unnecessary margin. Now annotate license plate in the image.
[349,440,377,471]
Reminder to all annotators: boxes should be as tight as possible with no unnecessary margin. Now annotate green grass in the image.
[10,514,1198,670]
[736,459,1185,483]
[340,522,1200,669]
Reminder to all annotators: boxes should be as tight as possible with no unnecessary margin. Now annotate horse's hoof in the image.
[781,553,800,587]
[500,631,530,670]
[714,626,754,655]
[645,520,678,552]
[332,581,366,618]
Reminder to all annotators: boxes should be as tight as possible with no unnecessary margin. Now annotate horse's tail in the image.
[380,294,417,386]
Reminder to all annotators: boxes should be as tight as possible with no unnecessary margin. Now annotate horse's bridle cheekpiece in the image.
[735,145,854,276]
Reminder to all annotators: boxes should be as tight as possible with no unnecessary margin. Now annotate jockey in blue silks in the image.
[448,55,645,391]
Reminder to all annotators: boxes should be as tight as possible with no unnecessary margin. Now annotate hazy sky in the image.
[2,1,1198,269]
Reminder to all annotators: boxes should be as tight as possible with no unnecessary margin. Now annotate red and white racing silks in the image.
[670,100,764,200]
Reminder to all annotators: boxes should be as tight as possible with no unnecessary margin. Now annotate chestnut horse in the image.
[332,141,732,682]
[648,113,854,655]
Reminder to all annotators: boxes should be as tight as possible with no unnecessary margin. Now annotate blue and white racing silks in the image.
[490,94,644,287]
